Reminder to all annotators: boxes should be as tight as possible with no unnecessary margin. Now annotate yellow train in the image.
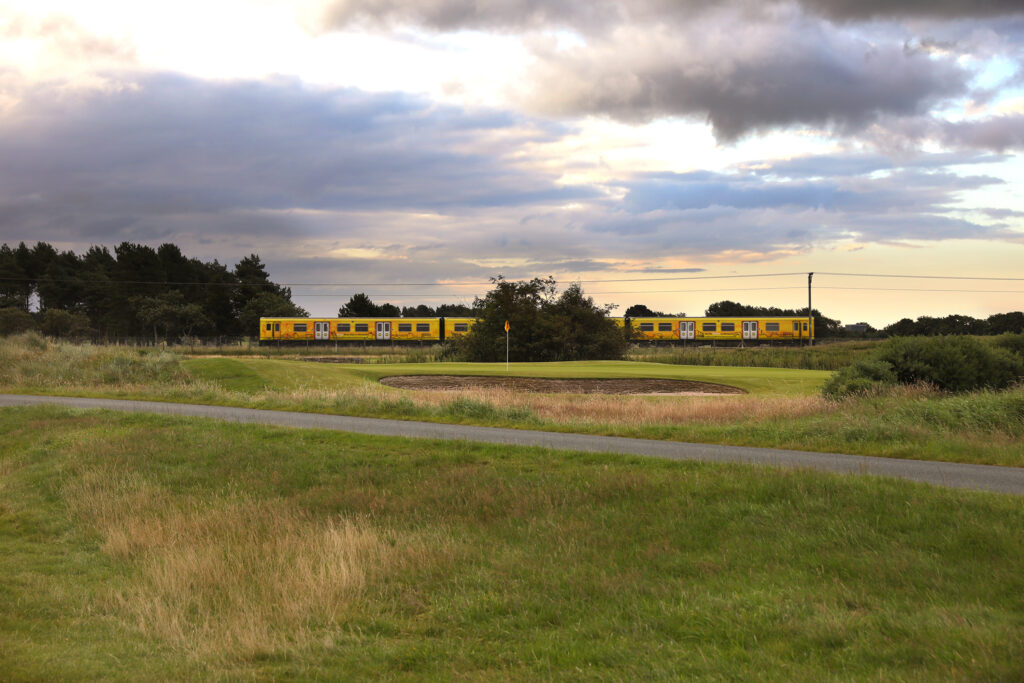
[259,315,813,343]
[614,316,813,342]
[259,316,475,343]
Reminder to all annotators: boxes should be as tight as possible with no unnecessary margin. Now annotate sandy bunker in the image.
[380,375,745,395]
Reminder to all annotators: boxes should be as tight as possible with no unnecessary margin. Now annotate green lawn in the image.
[2,406,1022,680]
[183,357,831,396]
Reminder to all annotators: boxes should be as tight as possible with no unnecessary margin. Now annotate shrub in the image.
[991,333,1024,359]
[821,359,897,398]
[823,335,1024,398]
[0,307,37,335]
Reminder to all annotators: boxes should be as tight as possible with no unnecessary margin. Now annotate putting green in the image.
[184,358,830,396]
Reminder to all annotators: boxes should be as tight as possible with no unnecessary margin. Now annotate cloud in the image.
[519,17,968,140]
[0,10,136,64]
[320,0,1024,34]
[320,1,1022,142]
[1,71,1018,297]
[576,159,1015,258]
[0,72,594,245]
[864,113,1024,152]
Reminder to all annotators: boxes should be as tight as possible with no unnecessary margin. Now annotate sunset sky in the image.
[1,0,1022,326]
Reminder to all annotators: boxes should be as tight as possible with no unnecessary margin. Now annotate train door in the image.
[742,321,758,340]
[314,321,329,340]
[679,321,695,340]
[376,321,391,341]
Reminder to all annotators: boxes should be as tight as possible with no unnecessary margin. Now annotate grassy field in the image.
[2,334,1022,466]
[2,406,1022,680]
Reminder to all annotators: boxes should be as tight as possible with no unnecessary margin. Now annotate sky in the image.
[1,0,1022,326]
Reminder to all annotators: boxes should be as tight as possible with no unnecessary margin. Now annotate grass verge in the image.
[1,406,1022,680]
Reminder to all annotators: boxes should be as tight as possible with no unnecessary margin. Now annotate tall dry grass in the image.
[0,332,190,389]
[260,382,833,427]
[64,470,450,660]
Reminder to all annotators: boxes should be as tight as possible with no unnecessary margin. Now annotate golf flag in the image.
[504,320,510,332]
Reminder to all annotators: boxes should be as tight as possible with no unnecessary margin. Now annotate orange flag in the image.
[504,320,510,332]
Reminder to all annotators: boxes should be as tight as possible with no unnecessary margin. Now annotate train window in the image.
[804,323,808,331]
[639,323,654,331]
[702,323,716,331]
[265,323,272,331]
[766,323,780,332]
[453,323,469,332]
[416,323,430,332]
[337,323,350,332]
[274,323,279,331]
[658,323,672,331]
[355,323,369,332]
[398,323,412,332]
[720,323,735,332]
[293,323,307,332]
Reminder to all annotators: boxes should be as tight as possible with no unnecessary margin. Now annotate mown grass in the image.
[1,406,1022,680]
[194,357,831,396]
[2,334,1022,466]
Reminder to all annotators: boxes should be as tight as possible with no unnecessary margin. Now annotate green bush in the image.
[992,333,1024,358]
[821,358,898,397]
[823,336,1024,398]
[0,307,37,335]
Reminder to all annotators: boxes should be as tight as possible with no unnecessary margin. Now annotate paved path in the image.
[2,394,1022,495]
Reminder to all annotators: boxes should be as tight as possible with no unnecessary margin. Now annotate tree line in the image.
[883,313,1024,337]
[0,241,305,341]
[337,293,474,318]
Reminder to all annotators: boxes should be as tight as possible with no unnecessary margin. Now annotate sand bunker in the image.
[379,375,745,395]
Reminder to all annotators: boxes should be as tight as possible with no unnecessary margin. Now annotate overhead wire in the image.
[2,272,1022,298]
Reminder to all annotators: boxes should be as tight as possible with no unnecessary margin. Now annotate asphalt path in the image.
[2,393,1022,495]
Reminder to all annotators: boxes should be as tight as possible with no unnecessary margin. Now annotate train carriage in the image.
[615,316,813,342]
[259,316,475,344]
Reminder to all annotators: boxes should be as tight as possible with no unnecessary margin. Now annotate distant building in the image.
[844,323,871,333]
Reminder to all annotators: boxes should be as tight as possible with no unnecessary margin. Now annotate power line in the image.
[818,272,1024,281]
[817,286,1024,294]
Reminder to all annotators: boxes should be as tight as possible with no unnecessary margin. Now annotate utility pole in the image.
[807,272,814,347]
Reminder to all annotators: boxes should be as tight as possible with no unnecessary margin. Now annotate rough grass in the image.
[628,340,882,370]
[64,470,448,661]
[181,341,450,363]
[2,407,1023,680]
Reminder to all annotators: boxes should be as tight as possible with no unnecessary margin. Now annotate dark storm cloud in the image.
[0,73,593,243]
[322,1,1019,141]
[322,0,1024,34]
[522,19,968,140]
